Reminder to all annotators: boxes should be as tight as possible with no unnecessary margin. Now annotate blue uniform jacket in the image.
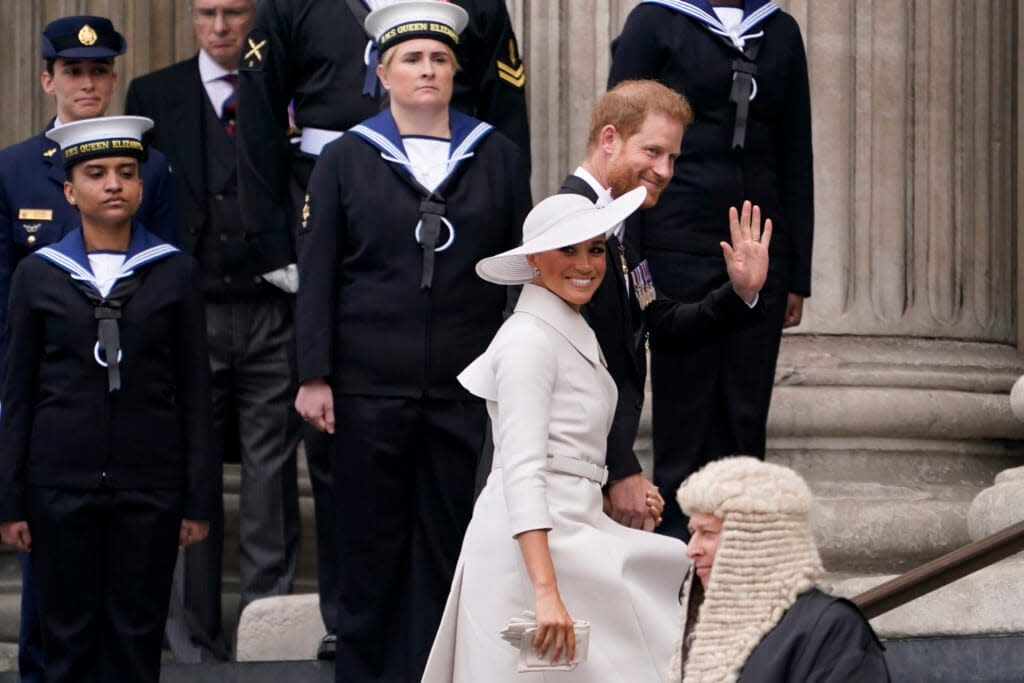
[0,225,217,522]
[0,124,180,372]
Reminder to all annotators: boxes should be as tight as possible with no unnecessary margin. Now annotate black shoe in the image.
[317,633,337,660]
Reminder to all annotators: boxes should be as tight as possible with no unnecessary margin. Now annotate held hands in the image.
[534,587,576,665]
[179,520,210,548]
[0,521,31,552]
[784,293,804,328]
[606,474,664,531]
[721,200,772,305]
[295,378,335,434]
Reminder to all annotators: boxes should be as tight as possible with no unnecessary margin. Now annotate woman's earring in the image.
[532,267,541,278]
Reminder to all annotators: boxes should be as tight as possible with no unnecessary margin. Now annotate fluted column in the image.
[792,0,1016,342]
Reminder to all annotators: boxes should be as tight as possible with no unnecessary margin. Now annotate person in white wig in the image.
[672,456,890,682]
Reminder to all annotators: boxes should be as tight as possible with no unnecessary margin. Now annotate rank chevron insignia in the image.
[496,59,526,87]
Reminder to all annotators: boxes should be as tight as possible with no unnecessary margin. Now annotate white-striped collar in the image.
[349,109,494,193]
[641,0,779,51]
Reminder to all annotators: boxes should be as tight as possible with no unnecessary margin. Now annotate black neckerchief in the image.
[727,38,762,149]
[69,273,145,393]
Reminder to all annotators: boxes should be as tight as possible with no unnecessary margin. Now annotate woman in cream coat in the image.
[423,188,689,682]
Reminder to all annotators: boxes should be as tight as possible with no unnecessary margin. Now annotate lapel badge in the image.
[78,24,98,46]
[43,146,57,158]
[22,223,41,234]
[301,194,311,231]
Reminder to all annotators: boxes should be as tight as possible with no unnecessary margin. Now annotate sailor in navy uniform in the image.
[0,116,217,683]
[237,1,530,654]
[0,15,179,681]
[609,0,814,539]
[293,3,530,679]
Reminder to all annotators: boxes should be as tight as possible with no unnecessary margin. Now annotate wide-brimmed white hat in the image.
[476,186,647,285]
[365,1,469,52]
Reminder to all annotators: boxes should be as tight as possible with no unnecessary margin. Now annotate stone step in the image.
[825,561,1024,639]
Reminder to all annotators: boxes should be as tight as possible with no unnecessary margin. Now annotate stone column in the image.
[764,1,1024,612]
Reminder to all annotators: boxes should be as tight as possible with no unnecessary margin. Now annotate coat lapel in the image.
[167,57,206,206]
[516,284,605,368]
[39,126,65,189]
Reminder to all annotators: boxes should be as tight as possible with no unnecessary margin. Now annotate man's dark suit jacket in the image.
[560,173,761,484]
[125,56,230,261]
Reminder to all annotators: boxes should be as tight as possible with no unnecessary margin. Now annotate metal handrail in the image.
[851,519,1024,619]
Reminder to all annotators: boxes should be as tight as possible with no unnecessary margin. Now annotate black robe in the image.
[738,589,891,682]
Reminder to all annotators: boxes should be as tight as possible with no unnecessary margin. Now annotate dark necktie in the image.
[221,74,238,137]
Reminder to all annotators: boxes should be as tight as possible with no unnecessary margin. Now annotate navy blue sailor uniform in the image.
[609,0,814,540]
[0,225,217,683]
[0,123,180,368]
[296,108,530,681]
[0,123,180,683]
[237,0,531,643]
[237,0,530,273]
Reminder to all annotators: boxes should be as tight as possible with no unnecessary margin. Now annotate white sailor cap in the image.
[365,0,469,52]
[45,115,153,169]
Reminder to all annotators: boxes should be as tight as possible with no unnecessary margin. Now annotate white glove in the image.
[261,263,299,294]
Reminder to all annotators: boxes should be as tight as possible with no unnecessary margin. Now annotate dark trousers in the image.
[27,486,182,683]
[305,426,340,634]
[16,552,44,683]
[166,295,301,661]
[648,252,788,540]
[332,396,486,683]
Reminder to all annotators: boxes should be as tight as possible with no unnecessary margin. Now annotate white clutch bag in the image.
[500,612,591,672]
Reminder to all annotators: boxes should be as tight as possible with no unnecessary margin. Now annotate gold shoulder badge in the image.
[78,24,98,46]
[496,39,526,88]
[42,147,57,158]
[300,194,311,231]
[241,33,268,71]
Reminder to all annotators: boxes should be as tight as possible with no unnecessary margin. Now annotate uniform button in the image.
[253,276,262,284]
[223,276,233,284]
[634,398,643,410]
[27,235,36,244]
[219,234,228,242]
[215,193,224,201]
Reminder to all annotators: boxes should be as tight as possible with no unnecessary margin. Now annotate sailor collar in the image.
[348,108,494,192]
[35,223,179,296]
[642,0,779,51]
[36,225,179,393]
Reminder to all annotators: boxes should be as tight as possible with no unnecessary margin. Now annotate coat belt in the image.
[547,454,608,486]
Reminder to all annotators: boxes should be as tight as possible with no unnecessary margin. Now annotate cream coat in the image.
[422,284,688,682]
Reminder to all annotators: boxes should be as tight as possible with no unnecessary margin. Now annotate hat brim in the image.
[47,46,124,59]
[476,186,647,286]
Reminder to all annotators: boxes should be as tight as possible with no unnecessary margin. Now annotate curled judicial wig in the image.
[364,0,469,52]
[475,186,647,285]
[671,457,824,683]
[45,115,153,170]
